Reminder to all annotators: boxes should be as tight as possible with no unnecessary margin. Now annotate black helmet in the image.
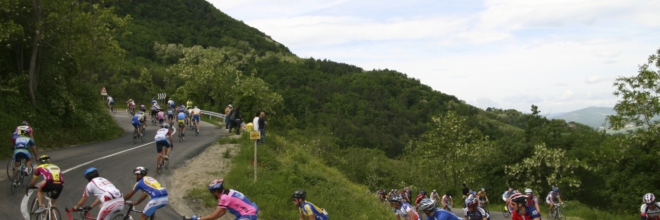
[510,193,528,204]
[418,198,437,211]
[292,190,306,199]
[133,166,148,176]
[21,121,28,126]
[420,190,427,195]
[389,195,402,203]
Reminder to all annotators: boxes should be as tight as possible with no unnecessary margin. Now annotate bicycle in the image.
[443,204,452,212]
[132,127,144,144]
[9,157,33,195]
[479,200,489,214]
[548,203,566,220]
[112,200,153,220]
[502,203,511,218]
[28,186,62,220]
[65,207,94,220]
[191,119,199,136]
[156,153,169,175]
[128,106,136,116]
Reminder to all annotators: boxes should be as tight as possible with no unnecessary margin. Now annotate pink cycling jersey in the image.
[218,189,258,216]
[157,111,165,119]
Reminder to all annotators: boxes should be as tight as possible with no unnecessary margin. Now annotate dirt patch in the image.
[166,141,240,220]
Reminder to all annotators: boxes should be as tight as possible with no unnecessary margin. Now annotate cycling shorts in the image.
[40,181,64,199]
[156,140,172,153]
[109,101,114,105]
[178,120,185,126]
[158,118,164,124]
[132,121,141,128]
[168,114,174,120]
[192,115,200,122]
[151,110,157,116]
[143,197,168,217]
[236,215,258,220]
[14,150,30,162]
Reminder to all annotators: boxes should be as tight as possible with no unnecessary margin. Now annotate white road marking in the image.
[21,126,177,219]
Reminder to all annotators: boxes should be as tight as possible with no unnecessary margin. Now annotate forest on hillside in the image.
[3,0,660,216]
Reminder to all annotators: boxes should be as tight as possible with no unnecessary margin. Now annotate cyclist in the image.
[155,124,174,164]
[151,98,157,106]
[124,167,168,220]
[139,103,147,113]
[192,106,202,133]
[177,107,187,137]
[157,109,166,125]
[415,190,427,207]
[29,155,64,214]
[464,190,476,208]
[186,98,193,110]
[641,193,660,220]
[12,130,38,183]
[464,198,489,220]
[14,120,35,143]
[126,99,136,114]
[73,167,124,220]
[389,195,420,220]
[188,179,258,220]
[477,188,489,207]
[418,198,461,220]
[441,193,454,210]
[150,103,159,122]
[138,110,147,128]
[502,188,514,212]
[167,107,175,125]
[292,190,328,220]
[545,187,563,217]
[389,189,398,200]
[524,189,541,216]
[431,190,440,202]
[509,193,541,220]
[167,98,175,109]
[132,111,144,137]
[107,96,114,110]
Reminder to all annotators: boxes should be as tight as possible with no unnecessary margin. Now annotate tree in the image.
[608,48,660,133]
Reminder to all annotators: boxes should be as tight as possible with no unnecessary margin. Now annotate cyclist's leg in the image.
[156,142,164,166]
[194,116,200,131]
[165,141,172,157]
[142,197,168,219]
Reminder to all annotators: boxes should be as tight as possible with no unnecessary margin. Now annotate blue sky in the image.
[207,0,660,113]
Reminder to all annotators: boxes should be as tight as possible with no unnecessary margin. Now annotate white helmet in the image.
[525,188,533,194]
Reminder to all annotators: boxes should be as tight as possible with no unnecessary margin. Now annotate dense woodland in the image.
[2,0,660,217]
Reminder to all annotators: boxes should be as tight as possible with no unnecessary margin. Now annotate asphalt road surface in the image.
[0,113,223,220]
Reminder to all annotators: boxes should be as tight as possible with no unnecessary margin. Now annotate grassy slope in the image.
[188,133,392,219]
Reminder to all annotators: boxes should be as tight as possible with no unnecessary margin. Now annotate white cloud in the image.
[585,76,613,84]
[559,89,575,101]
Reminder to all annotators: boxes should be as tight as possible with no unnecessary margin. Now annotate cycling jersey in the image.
[464,207,489,220]
[133,176,168,199]
[217,189,258,217]
[442,195,452,205]
[33,163,63,184]
[157,111,165,119]
[394,202,420,220]
[167,100,174,108]
[128,101,135,106]
[132,115,141,125]
[85,177,124,220]
[415,194,425,205]
[155,129,171,141]
[545,191,560,203]
[151,100,157,105]
[186,101,193,108]
[299,201,328,220]
[430,192,439,201]
[167,108,174,116]
[107,96,114,104]
[641,202,660,220]
[503,191,513,202]
[14,136,35,161]
[140,105,146,111]
[511,206,541,220]
[428,208,461,220]
[15,125,33,135]
[526,195,538,207]
[177,112,186,120]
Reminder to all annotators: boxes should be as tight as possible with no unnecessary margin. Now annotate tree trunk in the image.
[28,0,42,106]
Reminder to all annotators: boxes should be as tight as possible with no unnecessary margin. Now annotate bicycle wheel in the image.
[29,196,39,216]
[7,158,14,181]
[179,133,183,143]
[111,213,130,220]
[502,205,510,218]
[558,209,566,220]
[48,207,62,220]
[11,174,22,195]
[156,161,163,175]
[140,131,145,142]
[164,158,169,170]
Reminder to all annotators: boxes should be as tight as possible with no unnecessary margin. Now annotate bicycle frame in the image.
[114,201,154,220]
[30,189,62,220]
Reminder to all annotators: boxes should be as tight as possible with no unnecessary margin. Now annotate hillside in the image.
[549,106,614,128]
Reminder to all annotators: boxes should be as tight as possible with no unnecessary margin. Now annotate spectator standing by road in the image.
[258,112,266,144]
[252,112,260,132]
[462,183,469,200]
[233,107,242,135]
[224,104,232,130]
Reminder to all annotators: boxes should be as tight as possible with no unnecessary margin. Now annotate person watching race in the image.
[186,179,258,220]
[73,167,124,220]
[463,198,489,220]
[177,107,187,137]
[389,195,420,220]
[641,193,660,220]
[525,189,541,217]
[477,188,489,207]
[442,193,454,211]
[192,106,202,133]
[157,109,166,125]
[416,190,427,208]
[155,124,174,164]
[29,155,64,214]
[132,111,144,137]
[123,167,169,220]
[14,120,35,143]
[545,187,563,217]
[167,98,175,109]
[12,130,38,183]
[292,190,329,220]
[418,198,461,220]
[510,193,541,220]
[167,107,175,125]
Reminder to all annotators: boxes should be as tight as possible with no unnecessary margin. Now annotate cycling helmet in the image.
[433,189,437,192]
[292,190,307,199]
[513,190,520,194]
[481,188,486,191]
[553,187,559,192]
[418,198,437,211]
[38,154,50,164]
[21,121,29,126]
[525,189,533,194]
[470,190,476,195]
[389,195,402,203]
[208,179,224,191]
[510,193,528,204]
[133,166,148,175]
[644,193,656,204]
[466,198,478,208]
[84,167,99,181]
[161,123,170,129]
[228,104,232,107]
[420,190,427,195]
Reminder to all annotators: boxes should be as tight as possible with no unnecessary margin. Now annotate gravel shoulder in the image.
[166,140,240,220]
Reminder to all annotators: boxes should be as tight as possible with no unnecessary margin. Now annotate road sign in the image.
[101,87,107,96]
[157,93,166,100]
[250,131,261,140]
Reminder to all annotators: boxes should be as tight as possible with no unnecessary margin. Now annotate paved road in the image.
[0,113,223,219]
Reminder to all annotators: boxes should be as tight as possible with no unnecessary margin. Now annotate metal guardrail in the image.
[201,110,246,127]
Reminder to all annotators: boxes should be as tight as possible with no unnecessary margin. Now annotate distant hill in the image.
[549,107,614,128]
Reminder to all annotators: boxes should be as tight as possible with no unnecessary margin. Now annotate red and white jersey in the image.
[641,202,660,220]
[15,125,33,135]
[83,177,122,202]
[154,128,171,141]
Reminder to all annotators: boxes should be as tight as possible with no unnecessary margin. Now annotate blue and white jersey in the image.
[177,112,186,120]
[394,202,420,220]
[154,128,170,141]
[14,137,35,149]
[133,176,168,199]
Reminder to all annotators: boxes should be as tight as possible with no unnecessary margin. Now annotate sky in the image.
[206,0,660,114]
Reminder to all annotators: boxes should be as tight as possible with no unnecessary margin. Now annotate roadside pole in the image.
[250,131,261,183]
